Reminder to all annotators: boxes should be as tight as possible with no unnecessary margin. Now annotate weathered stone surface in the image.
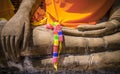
[0,0,120,73]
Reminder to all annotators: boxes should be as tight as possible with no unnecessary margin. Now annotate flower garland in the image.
[46,22,63,70]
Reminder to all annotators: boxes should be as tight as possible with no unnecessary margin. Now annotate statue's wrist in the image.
[16,9,30,16]
[17,0,37,16]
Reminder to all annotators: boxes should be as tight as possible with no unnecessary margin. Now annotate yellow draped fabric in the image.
[32,0,115,28]
[46,0,115,28]
[0,0,14,20]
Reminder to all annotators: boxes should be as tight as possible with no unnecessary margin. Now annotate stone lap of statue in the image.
[0,0,120,71]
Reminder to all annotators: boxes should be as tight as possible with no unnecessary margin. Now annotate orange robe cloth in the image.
[32,0,115,28]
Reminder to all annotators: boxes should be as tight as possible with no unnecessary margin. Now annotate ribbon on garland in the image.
[46,22,63,70]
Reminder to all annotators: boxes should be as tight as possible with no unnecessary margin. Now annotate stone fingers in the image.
[77,24,105,31]
[6,36,14,61]
[1,34,21,62]
[10,36,18,62]
[64,32,120,54]
[63,27,107,37]
[15,36,20,59]
[1,36,9,60]
[63,20,120,37]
